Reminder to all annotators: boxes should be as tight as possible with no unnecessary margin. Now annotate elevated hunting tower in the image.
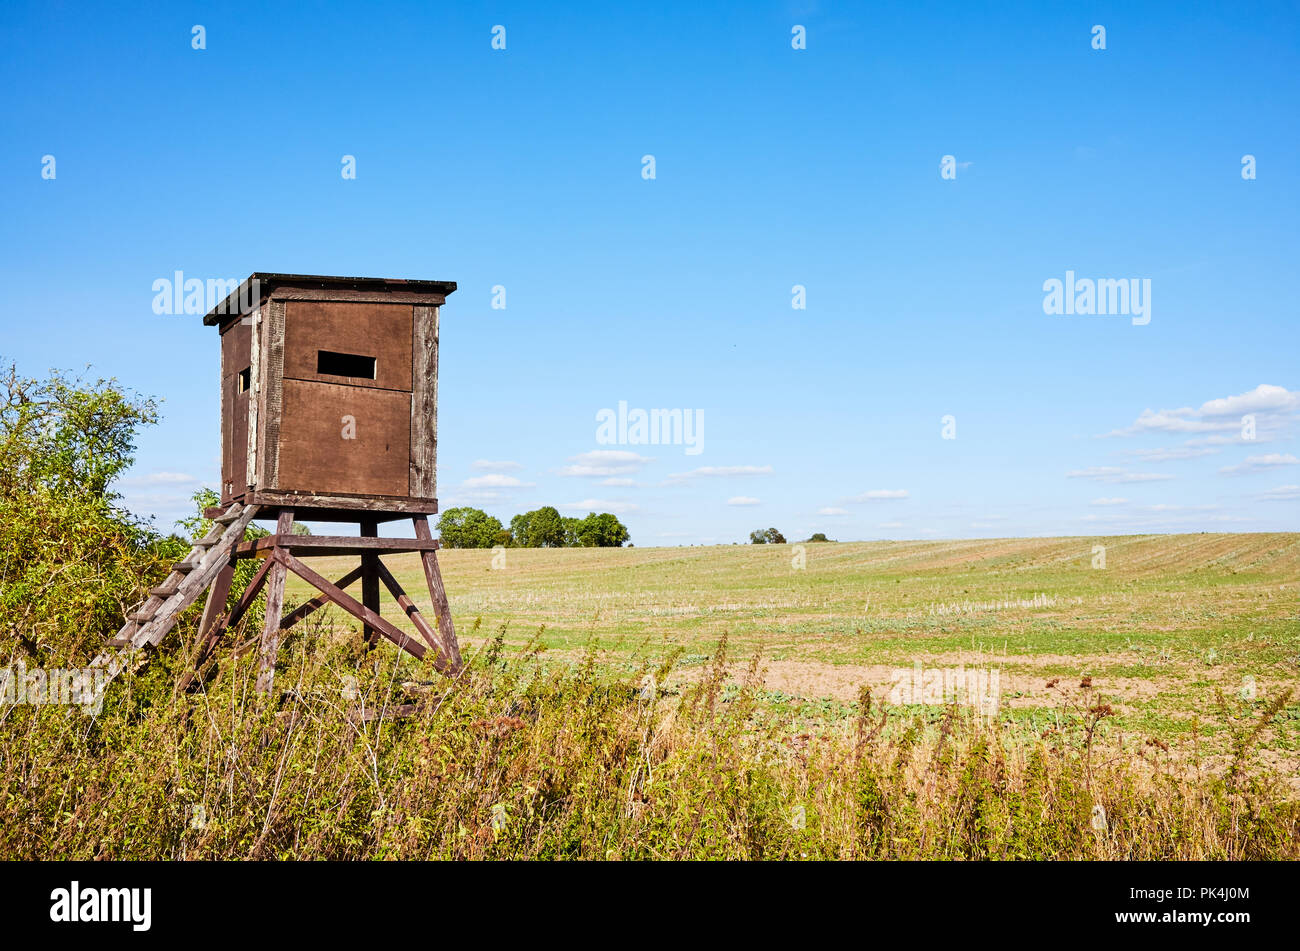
[213,273,452,516]
[90,274,464,698]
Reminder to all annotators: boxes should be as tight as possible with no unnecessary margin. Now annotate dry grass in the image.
[1,624,1295,860]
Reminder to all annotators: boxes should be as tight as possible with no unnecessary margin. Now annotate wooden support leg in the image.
[179,560,236,692]
[412,515,462,672]
[255,510,294,695]
[360,518,381,649]
[279,564,363,631]
[374,560,440,652]
[197,561,236,641]
[180,555,276,693]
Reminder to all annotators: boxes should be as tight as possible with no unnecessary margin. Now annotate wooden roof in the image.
[203,273,458,326]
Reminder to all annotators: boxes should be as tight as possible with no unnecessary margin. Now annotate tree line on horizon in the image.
[750,528,831,544]
[436,505,631,549]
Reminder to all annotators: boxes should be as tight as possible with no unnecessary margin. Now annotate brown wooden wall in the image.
[282,301,413,391]
[278,380,411,497]
[218,295,439,511]
[219,318,252,505]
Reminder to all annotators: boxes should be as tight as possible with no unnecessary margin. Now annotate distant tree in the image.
[764,528,786,544]
[437,506,503,548]
[509,511,532,547]
[513,505,566,547]
[562,516,582,548]
[806,532,829,543]
[749,529,768,544]
[493,528,513,548]
[576,511,630,547]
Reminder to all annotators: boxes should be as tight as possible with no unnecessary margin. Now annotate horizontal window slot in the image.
[317,350,377,380]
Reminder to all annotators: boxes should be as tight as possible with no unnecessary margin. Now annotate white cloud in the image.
[1123,447,1219,462]
[818,507,849,516]
[1219,453,1300,475]
[846,489,909,502]
[877,520,905,529]
[1066,467,1175,484]
[1198,384,1300,417]
[1089,497,1129,506]
[599,477,639,487]
[558,450,653,477]
[726,496,761,506]
[463,474,534,489]
[1103,384,1300,437]
[1257,484,1300,501]
[120,471,200,485]
[471,459,524,472]
[558,499,640,514]
[664,464,772,485]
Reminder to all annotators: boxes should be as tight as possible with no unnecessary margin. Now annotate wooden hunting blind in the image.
[211,273,453,517]
[88,274,464,700]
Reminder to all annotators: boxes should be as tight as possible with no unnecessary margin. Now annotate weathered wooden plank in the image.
[233,535,440,557]
[412,515,461,671]
[409,304,438,498]
[246,308,261,490]
[222,554,274,631]
[218,317,227,501]
[278,380,410,497]
[361,519,380,647]
[261,299,285,489]
[255,510,294,694]
[270,287,447,306]
[374,559,440,652]
[279,564,364,631]
[197,561,236,640]
[246,490,438,514]
[283,301,412,391]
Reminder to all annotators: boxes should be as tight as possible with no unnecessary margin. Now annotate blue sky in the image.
[2,0,1297,544]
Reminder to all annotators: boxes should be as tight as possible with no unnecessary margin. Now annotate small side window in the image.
[237,367,251,393]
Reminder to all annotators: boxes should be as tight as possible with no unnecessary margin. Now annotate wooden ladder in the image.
[88,502,261,687]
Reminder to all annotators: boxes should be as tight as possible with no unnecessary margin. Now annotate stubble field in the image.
[291,532,1300,772]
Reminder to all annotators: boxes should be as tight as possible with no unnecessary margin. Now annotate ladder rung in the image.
[172,560,197,573]
[149,584,178,597]
[213,507,242,525]
[129,609,156,623]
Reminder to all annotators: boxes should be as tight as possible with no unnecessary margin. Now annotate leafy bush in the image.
[0,364,175,661]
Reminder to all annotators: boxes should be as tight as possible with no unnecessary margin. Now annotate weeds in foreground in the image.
[1,626,1295,860]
